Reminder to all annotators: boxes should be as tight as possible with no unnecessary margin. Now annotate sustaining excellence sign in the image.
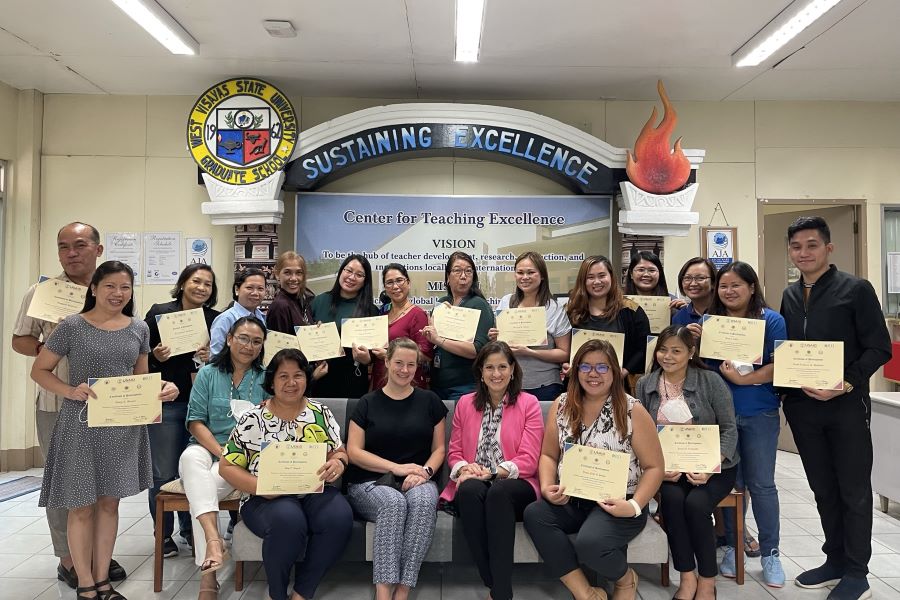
[285,124,621,194]
[296,193,612,307]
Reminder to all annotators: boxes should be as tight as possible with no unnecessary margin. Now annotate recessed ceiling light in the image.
[455,0,486,62]
[732,0,844,67]
[109,0,198,55]
[263,20,297,38]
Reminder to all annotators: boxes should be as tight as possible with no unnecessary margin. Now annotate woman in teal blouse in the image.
[178,316,268,598]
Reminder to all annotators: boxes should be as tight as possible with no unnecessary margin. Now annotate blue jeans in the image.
[148,402,192,538]
[431,383,475,401]
[526,383,565,402]
[723,409,781,556]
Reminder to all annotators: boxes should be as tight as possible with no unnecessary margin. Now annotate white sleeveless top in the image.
[555,392,642,494]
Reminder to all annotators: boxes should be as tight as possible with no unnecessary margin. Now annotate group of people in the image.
[10,215,889,600]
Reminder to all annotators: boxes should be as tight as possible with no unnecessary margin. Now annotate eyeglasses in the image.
[633,267,659,275]
[342,267,366,280]
[450,268,474,277]
[233,334,264,348]
[384,277,408,288]
[578,363,610,375]
[681,276,711,283]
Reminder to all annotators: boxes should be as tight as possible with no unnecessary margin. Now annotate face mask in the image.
[229,399,256,420]
[660,399,694,424]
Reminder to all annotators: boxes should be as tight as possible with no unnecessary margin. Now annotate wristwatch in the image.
[424,465,434,479]
[843,380,854,394]
[488,467,498,481]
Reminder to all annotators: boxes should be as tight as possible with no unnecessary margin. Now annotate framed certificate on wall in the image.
[701,226,737,272]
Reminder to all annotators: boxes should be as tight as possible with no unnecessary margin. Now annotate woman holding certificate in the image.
[220,348,353,600]
[144,264,220,556]
[266,251,316,334]
[635,326,738,600]
[371,263,432,389]
[672,258,718,327]
[706,261,786,587]
[32,261,179,600]
[345,337,448,600]
[623,251,684,311]
[209,268,267,355]
[179,316,268,598]
[422,251,496,400]
[524,339,664,600]
[310,254,379,398]
[566,256,651,384]
[488,252,571,401]
[440,341,543,600]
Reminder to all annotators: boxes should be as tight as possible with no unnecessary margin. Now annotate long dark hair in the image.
[328,254,377,318]
[710,261,768,318]
[444,251,485,299]
[566,255,624,326]
[565,339,628,441]
[81,260,136,316]
[471,341,523,411]
[171,264,218,308]
[232,268,266,301]
[676,257,717,296]
[650,325,709,372]
[379,262,411,308]
[624,251,669,296]
[209,316,267,373]
[510,251,553,308]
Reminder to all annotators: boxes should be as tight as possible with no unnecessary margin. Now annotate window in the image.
[882,206,900,316]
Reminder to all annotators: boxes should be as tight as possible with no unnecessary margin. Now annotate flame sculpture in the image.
[626,80,691,195]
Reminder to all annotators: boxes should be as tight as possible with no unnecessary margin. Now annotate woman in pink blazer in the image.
[440,341,544,600]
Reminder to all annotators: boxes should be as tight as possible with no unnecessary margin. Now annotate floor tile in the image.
[868,553,900,578]
[869,578,900,599]
[3,554,62,579]
[0,534,53,554]
[882,577,900,593]
[0,578,57,600]
[0,554,32,576]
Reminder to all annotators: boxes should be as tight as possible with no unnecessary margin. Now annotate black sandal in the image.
[95,579,127,600]
[76,585,97,600]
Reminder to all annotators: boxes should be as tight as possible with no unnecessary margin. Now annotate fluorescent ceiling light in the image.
[109,0,198,55]
[732,0,844,67]
[455,0,486,62]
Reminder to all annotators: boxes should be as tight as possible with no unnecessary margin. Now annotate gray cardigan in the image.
[635,366,739,470]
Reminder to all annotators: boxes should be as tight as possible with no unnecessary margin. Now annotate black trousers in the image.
[783,395,874,577]
[659,466,737,578]
[455,478,536,600]
[524,498,647,582]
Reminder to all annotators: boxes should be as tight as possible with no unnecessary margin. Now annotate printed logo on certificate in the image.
[570,329,625,366]
[26,276,88,323]
[773,340,844,390]
[698,314,766,365]
[256,441,327,495]
[657,424,722,473]
[496,306,547,347]
[87,373,162,427]
[559,445,630,502]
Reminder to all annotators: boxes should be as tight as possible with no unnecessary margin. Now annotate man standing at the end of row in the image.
[781,216,891,600]
[11,222,128,587]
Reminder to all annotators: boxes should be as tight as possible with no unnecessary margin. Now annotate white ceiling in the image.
[0,0,897,100]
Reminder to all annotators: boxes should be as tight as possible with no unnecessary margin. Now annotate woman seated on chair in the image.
[440,341,544,600]
[219,348,353,600]
[634,325,738,600]
[524,339,664,600]
[345,337,448,600]
[179,316,268,599]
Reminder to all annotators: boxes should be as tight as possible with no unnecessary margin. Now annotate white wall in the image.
[2,92,899,462]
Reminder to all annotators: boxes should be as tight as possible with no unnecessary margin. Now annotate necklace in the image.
[661,375,685,401]
[389,301,413,324]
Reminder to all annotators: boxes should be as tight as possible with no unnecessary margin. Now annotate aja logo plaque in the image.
[187,78,297,185]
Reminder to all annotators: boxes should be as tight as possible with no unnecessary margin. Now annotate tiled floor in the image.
[1,451,899,599]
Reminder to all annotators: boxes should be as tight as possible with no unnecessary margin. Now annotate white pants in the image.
[178,444,234,566]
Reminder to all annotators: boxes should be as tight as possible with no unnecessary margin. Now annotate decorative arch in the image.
[284,103,703,194]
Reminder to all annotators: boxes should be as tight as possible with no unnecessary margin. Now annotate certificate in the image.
[657,424,722,473]
[698,314,766,365]
[155,308,209,357]
[263,330,302,367]
[645,335,658,373]
[625,295,671,334]
[497,307,547,346]
[26,276,87,323]
[773,340,844,390]
[570,329,625,366]
[294,323,344,362]
[256,441,327,495]
[559,445,630,502]
[340,315,389,349]
[433,302,480,343]
[87,373,162,427]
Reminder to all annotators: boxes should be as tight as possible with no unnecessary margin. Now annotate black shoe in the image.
[108,559,127,582]
[827,576,872,600]
[179,530,193,548]
[224,518,235,541]
[162,537,179,558]
[796,562,844,589]
[57,563,78,589]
